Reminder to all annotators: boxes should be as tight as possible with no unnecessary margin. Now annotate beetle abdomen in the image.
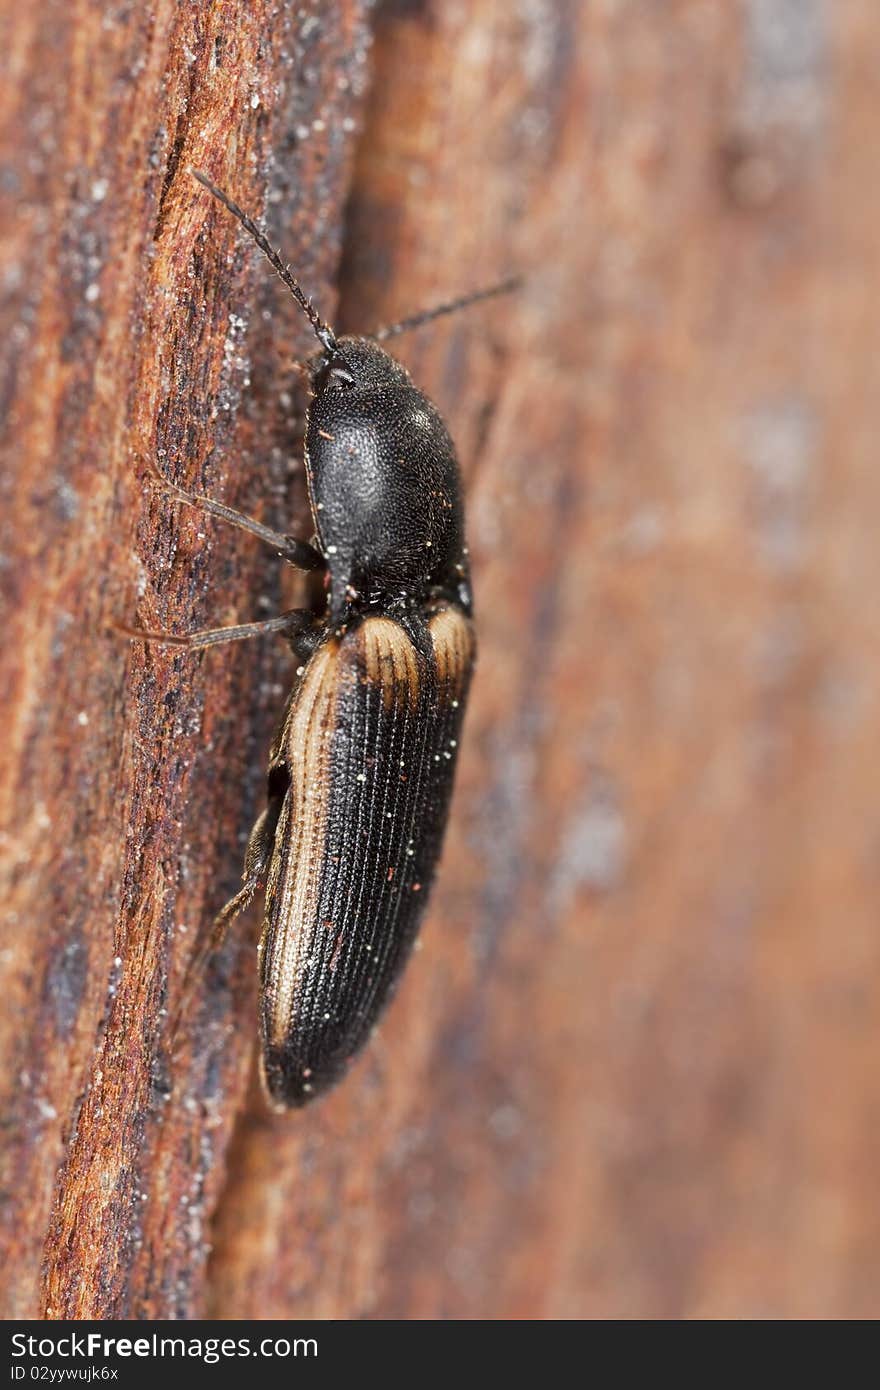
[259,609,474,1107]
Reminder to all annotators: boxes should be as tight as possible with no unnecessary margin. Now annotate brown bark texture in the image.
[1,0,878,1321]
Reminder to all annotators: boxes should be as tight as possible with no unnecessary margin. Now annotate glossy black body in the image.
[251,335,475,1107]
[149,173,493,1110]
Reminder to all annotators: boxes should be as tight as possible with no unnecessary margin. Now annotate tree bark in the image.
[0,0,372,1320]
[3,0,880,1321]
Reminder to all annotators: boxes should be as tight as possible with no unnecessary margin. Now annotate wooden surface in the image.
[2,0,880,1320]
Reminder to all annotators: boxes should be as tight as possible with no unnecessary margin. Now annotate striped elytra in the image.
[259,609,474,1106]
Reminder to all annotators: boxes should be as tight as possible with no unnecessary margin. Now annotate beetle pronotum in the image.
[131,170,516,1107]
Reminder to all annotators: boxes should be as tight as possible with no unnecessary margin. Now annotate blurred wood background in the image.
[2,0,879,1319]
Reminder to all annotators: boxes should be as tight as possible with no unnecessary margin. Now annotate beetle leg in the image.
[145,456,325,571]
[120,609,314,651]
[171,801,282,1043]
[213,801,280,937]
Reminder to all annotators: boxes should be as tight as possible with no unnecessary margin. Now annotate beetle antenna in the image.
[373,275,521,342]
[191,168,339,356]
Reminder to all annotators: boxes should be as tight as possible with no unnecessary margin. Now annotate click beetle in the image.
[131,169,516,1107]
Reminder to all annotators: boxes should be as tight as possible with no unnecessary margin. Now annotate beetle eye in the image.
[315,359,356,393]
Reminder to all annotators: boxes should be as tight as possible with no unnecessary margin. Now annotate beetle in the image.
[131,169,516,1107]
